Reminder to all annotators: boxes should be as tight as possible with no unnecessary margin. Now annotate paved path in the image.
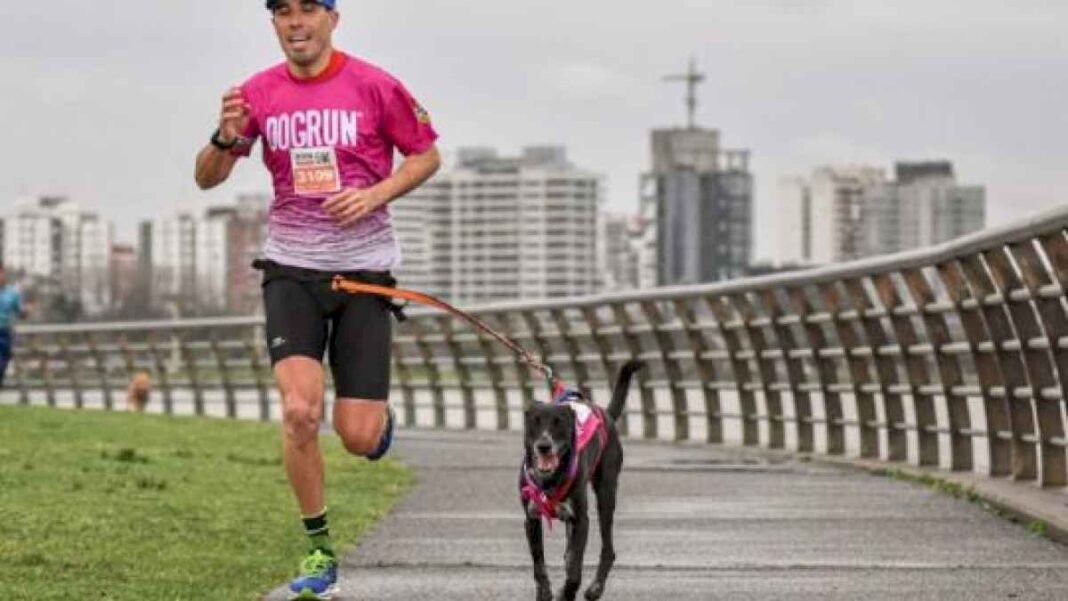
[267,429,1068,600]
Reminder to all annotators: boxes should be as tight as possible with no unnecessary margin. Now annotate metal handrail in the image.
[5,205,1068,491]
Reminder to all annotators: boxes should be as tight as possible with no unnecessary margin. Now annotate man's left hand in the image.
[322,187,389,228]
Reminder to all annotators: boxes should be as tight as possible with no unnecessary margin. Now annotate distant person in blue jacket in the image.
[0,265,26,388]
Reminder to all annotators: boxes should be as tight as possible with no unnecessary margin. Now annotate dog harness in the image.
[519,389,609,528]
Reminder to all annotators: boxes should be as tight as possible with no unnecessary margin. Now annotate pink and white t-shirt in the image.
[238,51,438,272]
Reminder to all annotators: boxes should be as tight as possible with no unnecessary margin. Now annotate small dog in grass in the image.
[126,371,152,413]
[520,360,644,601]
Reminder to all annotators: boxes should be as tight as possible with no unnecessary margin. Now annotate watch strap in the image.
[210,128,238,150]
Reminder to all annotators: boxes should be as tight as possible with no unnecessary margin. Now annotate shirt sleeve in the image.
[380,79,439,157]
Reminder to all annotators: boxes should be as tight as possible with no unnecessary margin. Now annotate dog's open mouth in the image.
[535,452,560,475]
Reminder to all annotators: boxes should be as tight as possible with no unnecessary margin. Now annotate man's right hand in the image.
[219,87,250,143]
[196,86,248,190]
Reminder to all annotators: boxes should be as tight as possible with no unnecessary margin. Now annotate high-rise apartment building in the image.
[641,127,753,285]
[775,166,887,266]
[1,196,114,315]
[394,146,601,304]
[141,194,270,315]
[196,207,234,312]
[392,175,452,299]
[863,162,986,256]
[145,212,198,312]
[775,161,986,266]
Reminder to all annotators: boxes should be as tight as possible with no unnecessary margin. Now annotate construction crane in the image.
[663,56,706,130]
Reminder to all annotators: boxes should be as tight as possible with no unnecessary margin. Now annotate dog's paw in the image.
[584,581,605,600]
[556,500,575,522]
[555,583,580,601]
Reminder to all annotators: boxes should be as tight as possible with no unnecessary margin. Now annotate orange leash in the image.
[331,276,562,395]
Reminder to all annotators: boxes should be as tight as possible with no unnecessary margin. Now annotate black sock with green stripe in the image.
[302,509,335,557]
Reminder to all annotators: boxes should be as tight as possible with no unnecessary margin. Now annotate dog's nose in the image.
[536,441,552,455]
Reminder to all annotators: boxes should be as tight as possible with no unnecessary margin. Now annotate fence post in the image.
[787,286,845,456]
[475,312,510,431]
[673,297,723,445]
[761,288,814,453]
[439,315,476,430]
[843,278,908,462]
[148,331,174,415]
[611,302,657,440]
[732,293,783,449]
[959,255,1037,481]
[210,333,236,419]
[706,296,759,446]
[873,273,939,467]
[820,282,879,459]
[246,325,272,422]
[639,300,689,442]
[989,243,1066,488]
[936,260,1011,476]
[392,325,419,429]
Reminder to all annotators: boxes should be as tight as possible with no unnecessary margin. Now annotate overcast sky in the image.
[2,0,1066,260]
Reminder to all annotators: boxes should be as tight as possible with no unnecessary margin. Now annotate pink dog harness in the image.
[519,391,609,528]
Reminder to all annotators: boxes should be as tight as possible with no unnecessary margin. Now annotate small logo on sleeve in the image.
[413,102,431,125]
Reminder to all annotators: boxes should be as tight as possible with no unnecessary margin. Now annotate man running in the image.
[193,1,440,598]
[0,265,26,389]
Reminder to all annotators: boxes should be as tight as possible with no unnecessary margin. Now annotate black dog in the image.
[520,360,644,601]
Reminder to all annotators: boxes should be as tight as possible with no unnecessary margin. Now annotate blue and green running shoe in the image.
[288,548,339,600]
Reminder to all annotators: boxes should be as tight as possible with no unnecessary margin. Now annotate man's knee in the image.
[282,394,322,445]
[333,408,388,457]
[334,421,380,456]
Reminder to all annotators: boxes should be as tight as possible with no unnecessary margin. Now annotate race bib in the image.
[291,146,341,196]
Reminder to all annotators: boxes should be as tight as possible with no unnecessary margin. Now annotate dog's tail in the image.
[606,360,645,422]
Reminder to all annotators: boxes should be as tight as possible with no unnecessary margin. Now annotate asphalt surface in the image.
[267,428,1068,600]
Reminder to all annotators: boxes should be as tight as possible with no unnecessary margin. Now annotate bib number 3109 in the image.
[291,147,341,196]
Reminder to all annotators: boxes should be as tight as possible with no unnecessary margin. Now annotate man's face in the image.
[0,269,7,287]
[271,1,338,68]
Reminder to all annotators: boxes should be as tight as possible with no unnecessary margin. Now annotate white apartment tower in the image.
[775,166,887,266]
[147,212,198,310]
[776,162,985,266]
[1,196,114,315]
[394,147,601,304]
[142,195,270,315]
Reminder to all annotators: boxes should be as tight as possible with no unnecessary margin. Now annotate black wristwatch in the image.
[210,128,239,151]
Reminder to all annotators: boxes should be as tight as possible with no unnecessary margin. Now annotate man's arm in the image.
[322,146,442,228]
[375,146,442,204]
[195,144,241,190]
[194,87,251,190]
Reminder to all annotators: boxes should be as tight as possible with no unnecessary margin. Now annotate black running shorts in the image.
[260,262,393,400]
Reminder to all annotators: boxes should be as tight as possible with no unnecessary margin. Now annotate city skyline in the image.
[3,1,1065,262]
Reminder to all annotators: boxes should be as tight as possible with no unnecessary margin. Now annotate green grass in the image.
[0,405,412,601]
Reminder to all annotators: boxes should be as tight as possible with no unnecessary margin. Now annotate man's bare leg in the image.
[275,356,327,516]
